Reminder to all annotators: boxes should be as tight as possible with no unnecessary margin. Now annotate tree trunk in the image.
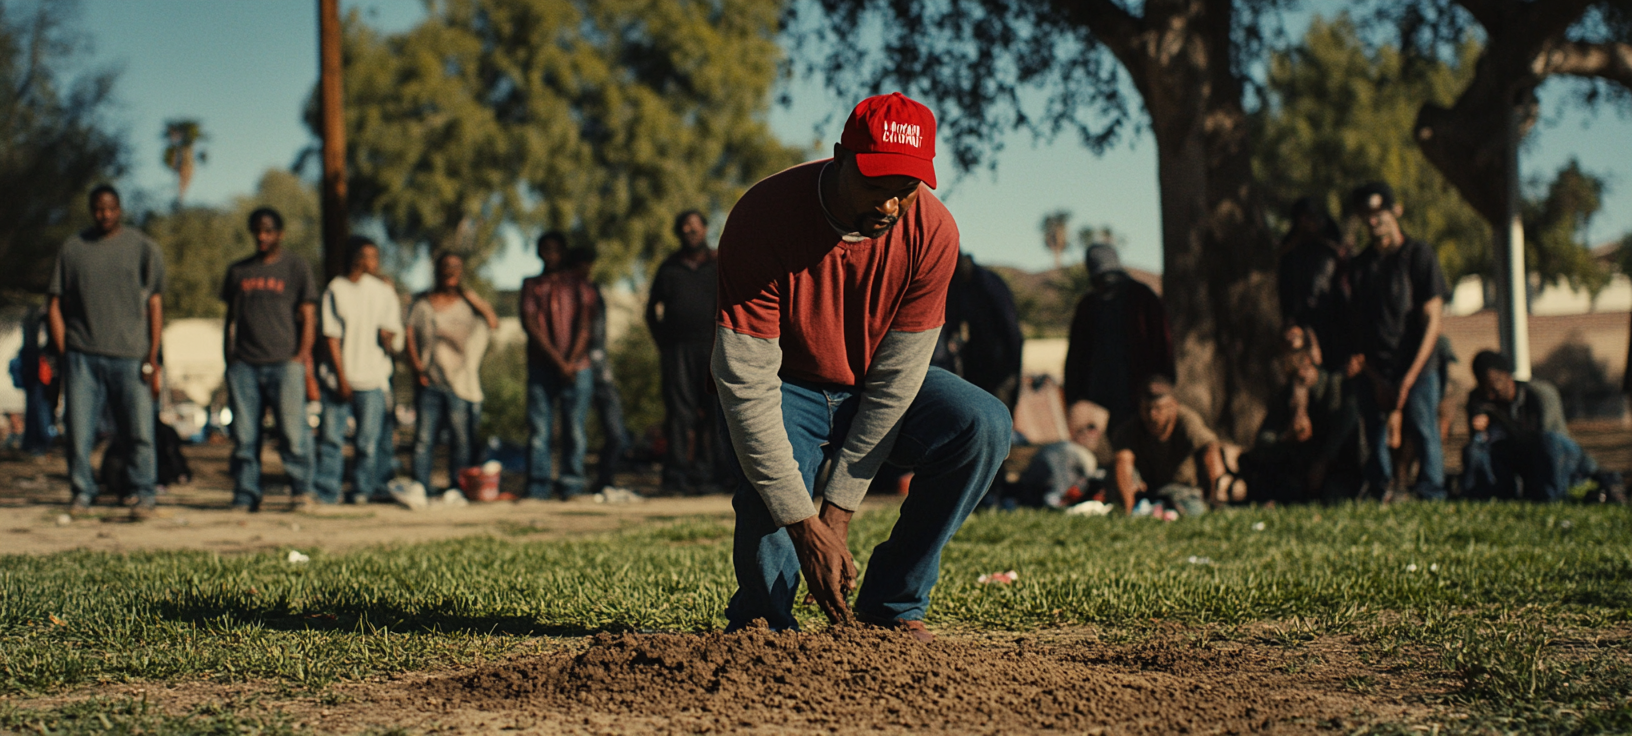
[1091,0,1279,441]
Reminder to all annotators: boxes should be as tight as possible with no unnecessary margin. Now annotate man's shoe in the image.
[292,495,317,513]
[129,502,157,522]
[858,614,935,642]
[67,501,92,520]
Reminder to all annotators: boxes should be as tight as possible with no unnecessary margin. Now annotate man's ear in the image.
[1392,203,1404,219]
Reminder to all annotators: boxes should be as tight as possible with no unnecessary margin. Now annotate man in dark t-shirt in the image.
[645,210,723,494]
[220,208,320,511]
[1348,182,1450,501]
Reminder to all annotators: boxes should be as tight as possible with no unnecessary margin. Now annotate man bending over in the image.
[713,93,1011,640]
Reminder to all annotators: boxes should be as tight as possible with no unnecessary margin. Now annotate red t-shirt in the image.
[717,159,959,386]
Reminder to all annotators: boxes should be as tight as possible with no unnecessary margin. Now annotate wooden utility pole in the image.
[318,0,348,281]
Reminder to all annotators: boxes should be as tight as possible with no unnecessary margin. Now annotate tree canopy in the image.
[315,0,803,280]
[0,0,124,301]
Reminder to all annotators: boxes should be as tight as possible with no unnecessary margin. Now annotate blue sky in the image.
[37,0,1632,290]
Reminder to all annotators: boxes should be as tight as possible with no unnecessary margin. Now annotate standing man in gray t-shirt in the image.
[47,185,167,520]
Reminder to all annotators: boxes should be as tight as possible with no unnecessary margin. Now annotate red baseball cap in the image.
[840,92,937,189]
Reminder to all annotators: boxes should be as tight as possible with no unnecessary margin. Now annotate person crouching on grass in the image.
[712,93,1011,641]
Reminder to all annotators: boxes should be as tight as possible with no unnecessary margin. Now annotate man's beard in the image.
[854,212,900,236]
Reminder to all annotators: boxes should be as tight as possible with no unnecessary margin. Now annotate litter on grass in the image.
[1251,521,1267,531]
[594,487,645,504]
[1064,500,1113,516]
[1186,556,1212,565]
[287,550,310,564]
[978,570,1019,585]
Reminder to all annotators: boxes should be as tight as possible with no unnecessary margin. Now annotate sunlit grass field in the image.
[3,501,1630,733]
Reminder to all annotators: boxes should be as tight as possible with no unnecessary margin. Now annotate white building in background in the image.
[1446,273,1632,317]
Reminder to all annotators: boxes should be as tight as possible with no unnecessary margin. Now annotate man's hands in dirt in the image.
[786,502,857,624]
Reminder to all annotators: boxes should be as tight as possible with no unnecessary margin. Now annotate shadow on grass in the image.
[150,597,662,638]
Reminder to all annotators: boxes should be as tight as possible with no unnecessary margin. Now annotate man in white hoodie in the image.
[314,236,402,504]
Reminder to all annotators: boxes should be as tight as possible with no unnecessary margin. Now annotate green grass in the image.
[3,502,1631,732]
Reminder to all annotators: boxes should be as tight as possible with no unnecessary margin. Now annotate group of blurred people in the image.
[24,181,742,518]
[993,181,1623,516]
[21,175,1626,519]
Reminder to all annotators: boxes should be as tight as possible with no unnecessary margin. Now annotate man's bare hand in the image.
[1470,413,1490,433]
[785,511,857,624]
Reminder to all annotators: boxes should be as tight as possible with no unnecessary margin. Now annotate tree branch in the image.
[1049,0,1146,72]
[1536,39,1632,90]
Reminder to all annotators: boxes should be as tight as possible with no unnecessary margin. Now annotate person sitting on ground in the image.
[1109,375,1233,516]
[1011,400,1109,508]
[1462,351,1623,503]
[405,252,497,494]
[1243,342,1360,504]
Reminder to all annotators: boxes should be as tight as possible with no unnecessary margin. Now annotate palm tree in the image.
[1041,210,1070,270]
[162,119,207,206]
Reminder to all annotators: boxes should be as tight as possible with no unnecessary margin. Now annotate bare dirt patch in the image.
[7,629,1442,735]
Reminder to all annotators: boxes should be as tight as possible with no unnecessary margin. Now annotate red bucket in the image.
[459,465,501,502]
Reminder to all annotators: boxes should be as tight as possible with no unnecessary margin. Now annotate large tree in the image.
[314,0,803,280]
[0,0,124,301]
[790,0,1294,437]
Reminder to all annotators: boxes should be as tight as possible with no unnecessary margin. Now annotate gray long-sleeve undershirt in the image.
[712,325,940,527]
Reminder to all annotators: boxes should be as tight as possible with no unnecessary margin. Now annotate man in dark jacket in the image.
[1063,244,1174,433]
[934,253,1023,409]
[1277,196,1352,369]
[1462,350,1618,502]
[646,209,722,494]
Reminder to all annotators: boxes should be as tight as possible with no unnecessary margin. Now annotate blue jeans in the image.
[1463,430,1597,502]
[314,387,386,504]
[412,385,472,491]
[23,381,54,454]
[1359,367,1445,499]
[723,367,1012,630]
[225,361,313,507]
[64,351,154,506]
[526,362,592,499]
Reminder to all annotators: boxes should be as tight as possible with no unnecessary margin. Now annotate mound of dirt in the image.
[416,625,1373,734]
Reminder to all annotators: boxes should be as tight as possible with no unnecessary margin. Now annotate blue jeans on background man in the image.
[65,351,154,507]
[1358,366,1445,500]
[723,367,1012,631]
[23,381,55,454]
[591,355,629,491]
[412,385,472,492]
[1462,430,1597,502]
[225,361,313,509]
[526,362,592,499]
[314,387,386,504]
